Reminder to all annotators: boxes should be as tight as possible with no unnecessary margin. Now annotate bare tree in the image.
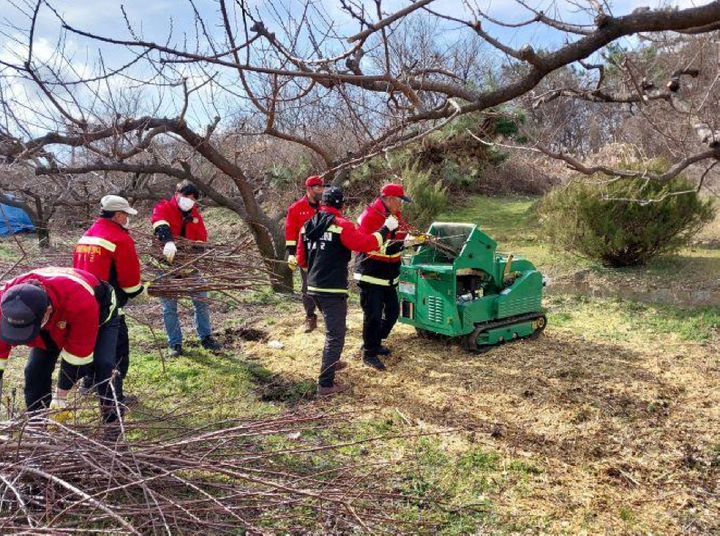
[517,30,720,186]
[0,1,719,287]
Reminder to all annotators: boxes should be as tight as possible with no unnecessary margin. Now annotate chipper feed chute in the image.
[397,222,546,352]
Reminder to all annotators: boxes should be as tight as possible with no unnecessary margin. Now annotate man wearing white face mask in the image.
[151,180,221,356]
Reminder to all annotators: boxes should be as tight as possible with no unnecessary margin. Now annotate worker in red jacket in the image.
[151,180,220,357]
[296,187,397,396]
[353,184,412,370]
[73,195,144,405]
[0,268,121,427]
[285,175,325,333]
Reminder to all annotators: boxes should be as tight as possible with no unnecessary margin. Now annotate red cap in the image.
[381,183,412,203]
[305,176,324,187]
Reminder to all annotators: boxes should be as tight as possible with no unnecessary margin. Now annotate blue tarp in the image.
[0,202,35,235]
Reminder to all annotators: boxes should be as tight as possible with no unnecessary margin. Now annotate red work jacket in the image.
[353,198,409,286]
[73,218,142,305]
[285,195,319,255]
[151,196,208,242]
[0,268,103,370]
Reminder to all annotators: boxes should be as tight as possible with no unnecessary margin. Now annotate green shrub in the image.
[538,170,715,267]
[401,165,448,231]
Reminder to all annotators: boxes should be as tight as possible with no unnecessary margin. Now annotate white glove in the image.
[50,397,67,410]
[287,255,298,271]
[163,241,177,263]
[384,215,399,231]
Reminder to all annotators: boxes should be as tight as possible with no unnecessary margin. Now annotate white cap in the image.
[100,195,137,215]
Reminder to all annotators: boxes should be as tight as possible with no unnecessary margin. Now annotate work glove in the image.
[49,398,72,426]
[404,234,427,246]
[287,255,298,272]
[134,283,151,302]
[384,215,399,232]
[163,241,177,263]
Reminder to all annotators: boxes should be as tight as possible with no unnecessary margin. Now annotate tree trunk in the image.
[36,225,50,248]
[244,217,292,293]
[174,122,294,293]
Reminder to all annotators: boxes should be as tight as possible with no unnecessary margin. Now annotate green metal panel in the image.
[413,270,459,336]
[397,220,545,345]
[457,295,496,333]
[496,271,543,319]
[474,319,537,347]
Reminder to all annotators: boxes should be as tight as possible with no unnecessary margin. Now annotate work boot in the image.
[102,421,122,443]
[317,382,350,397]
[120,394,139,409]
[334,360,348,371]
[200,335,222,352]
[168,344,183,358]
[101,407,125,443]
[78,377,96,396]
[361,344,390,357]
[304,315,318,333]
[363,354,386,371]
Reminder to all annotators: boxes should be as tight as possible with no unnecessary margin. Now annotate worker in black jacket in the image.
[296,187,398,396]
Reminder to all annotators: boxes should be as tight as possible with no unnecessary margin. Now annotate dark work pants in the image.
[300,269,316,318]
[359,284,400,356]
[312,294,347,387]
[116,315,130,381]
[91,313,122,422]
[83,313,129,389]
[26,313,121,422]
[25,348,87,412]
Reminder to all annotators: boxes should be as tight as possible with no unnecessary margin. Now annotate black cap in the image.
[0,283,49,345]
[176,180,201,199]
[321,186,344,209]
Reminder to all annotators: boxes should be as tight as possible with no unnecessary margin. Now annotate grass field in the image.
[0,196,717,534]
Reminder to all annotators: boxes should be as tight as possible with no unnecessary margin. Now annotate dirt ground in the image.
[236,303,719,535]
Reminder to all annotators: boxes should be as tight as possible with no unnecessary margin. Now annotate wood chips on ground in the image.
[240,306,719,535]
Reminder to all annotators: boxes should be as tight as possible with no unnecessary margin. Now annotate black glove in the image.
[154,224,173,244]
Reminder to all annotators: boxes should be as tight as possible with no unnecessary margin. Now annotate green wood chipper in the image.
[397,222,546,352]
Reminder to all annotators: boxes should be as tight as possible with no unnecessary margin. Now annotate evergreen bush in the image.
[401,165,448,231]
[538,169,715,267]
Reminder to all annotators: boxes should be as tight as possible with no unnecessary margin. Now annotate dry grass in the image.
[695,205,720,246]
[238,299,719,534]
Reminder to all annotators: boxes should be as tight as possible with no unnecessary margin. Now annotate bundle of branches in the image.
[394,230,461,260]
[0,408,440,534]
[137,233,280,299]
[414,235,460,259]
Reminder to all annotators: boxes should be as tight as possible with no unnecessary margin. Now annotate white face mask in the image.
[122,216,131,229]
[177,196,195,212]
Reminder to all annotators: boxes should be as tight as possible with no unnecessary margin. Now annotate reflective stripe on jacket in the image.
[354,197,409,286]
[0,268,104,369]
[73,218,142,307]
[284,195,319,255]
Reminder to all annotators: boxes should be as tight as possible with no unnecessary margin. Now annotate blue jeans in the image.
[161,292,212,346]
